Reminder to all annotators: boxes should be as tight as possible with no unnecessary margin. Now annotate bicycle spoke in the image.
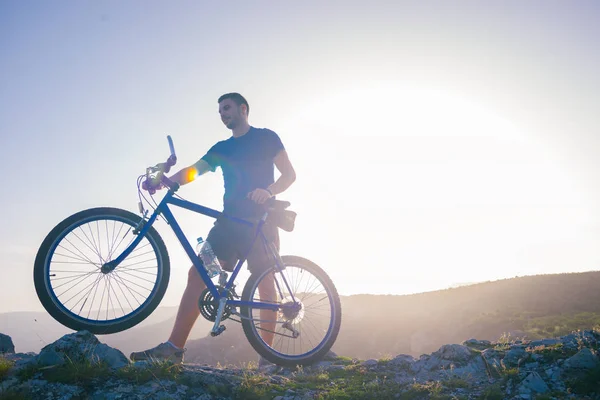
[52,270,97,290]
[94,276,105,320]
[62,274,105,309]
[75,273,104,316]
[121,246,154,261]
[112,271,152,295]
[51,272,93,281]
[58,241,98,267]
[117,258,157,269]
[112,273,136,313]
[108,220,126,260]
[117,266,158,276]
[86,274,104,319]
[109,229,135,261]
[76,225,103,264]
[53,251,96,265]
[112,272,144,307]
[55,270,99,296]
[117,270,157,286]
[50,269,97,274]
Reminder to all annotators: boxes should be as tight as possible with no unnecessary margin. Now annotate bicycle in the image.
[33,136,341,366]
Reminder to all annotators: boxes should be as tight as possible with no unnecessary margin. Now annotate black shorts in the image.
[206,216,280,274]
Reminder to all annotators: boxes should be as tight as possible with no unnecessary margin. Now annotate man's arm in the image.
[168,159,213,186]
[268,150,296,195]
[248,150,296,204]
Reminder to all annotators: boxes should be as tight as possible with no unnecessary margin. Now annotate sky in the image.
[1,1,599,313]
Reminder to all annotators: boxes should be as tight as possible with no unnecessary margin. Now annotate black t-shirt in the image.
[201,127,285,217]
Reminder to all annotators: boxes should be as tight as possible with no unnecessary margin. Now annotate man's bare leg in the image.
[168,263,275,350]
[167,261,230,349]
[258,271,277,347]
[167,265,206,348]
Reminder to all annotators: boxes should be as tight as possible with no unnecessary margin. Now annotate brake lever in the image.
[148,161,173,174]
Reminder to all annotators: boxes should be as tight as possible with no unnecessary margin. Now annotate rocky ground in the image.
[1,330,600,399]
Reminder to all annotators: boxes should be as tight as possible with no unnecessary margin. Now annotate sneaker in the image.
[130,342,185,364]
[258,355,277,371]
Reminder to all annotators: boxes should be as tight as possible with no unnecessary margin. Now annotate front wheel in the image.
[34,207,170,334]
[240,255,342,367]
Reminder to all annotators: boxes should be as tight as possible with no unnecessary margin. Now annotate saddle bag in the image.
[269,209,297,232]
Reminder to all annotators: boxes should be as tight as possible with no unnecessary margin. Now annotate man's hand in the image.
[247,188,273,204]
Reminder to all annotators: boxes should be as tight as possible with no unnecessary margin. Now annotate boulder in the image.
[390,354,415,369]
[563,348,599,370]
[0,333,15,354]
[462,338,492,350]
[433,344,475,364]
[518,372,549,395]
[503,345,529,367]
[34,330,128,369]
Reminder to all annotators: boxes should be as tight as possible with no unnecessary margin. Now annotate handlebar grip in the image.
[167,135,176,157]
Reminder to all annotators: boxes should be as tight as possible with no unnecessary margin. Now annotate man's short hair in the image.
[218,93,249,115]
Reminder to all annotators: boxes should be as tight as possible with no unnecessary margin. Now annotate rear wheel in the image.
[240,255,341,367]
[34,207,170,334]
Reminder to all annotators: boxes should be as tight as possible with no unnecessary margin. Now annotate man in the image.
[130,93,296,366]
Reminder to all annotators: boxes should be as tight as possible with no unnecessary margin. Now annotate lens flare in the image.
[185,167,198,183]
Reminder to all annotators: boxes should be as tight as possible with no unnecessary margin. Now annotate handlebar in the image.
[142,136,179,194]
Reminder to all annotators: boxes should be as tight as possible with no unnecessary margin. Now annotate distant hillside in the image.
[336,270,600,359]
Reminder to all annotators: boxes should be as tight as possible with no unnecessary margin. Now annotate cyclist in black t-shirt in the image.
[130,93,296,367]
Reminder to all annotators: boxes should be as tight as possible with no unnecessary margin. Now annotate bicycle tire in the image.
[34,207,170,334]
[240,255,341,367]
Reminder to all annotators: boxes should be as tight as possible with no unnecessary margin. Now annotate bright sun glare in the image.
[277,83,591,296]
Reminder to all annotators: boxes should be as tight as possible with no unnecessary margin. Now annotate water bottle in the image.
[196,237,221,278]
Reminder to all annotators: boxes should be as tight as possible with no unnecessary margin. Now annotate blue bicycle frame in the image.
[107,189,297,318]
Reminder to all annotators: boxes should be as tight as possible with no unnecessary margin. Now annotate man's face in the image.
[218,99,244,130]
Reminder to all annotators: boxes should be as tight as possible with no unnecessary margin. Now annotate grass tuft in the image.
[0,355,15,381]
[117,360,183,384]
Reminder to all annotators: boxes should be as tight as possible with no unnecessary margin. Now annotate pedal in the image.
[210,325,226,337]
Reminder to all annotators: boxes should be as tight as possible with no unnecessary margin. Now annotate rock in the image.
[527,338,560,348]
[560,333,581,350]
[518,372,549,394]
[433,344,475,364]
[390,354,415,369]
[5,329,600,399]
[503,345,529,367]
[1,352,36,371]
[362,359,378,367]
[0,333,15,354]
[563,348,599,370]
[313,360,332,369]
[462,338,492,350]
[34,330,128,369]
[446,355,488,379]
